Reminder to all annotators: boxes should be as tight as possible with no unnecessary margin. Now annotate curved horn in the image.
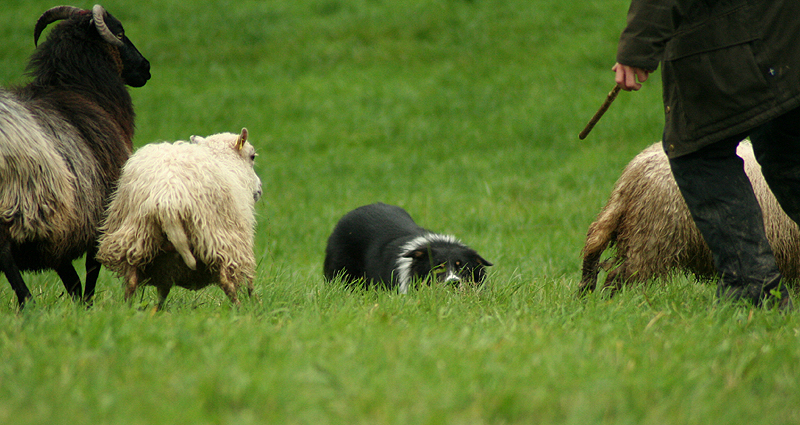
[92,5,123,47]
[34,5,84,46]
[236,128,248,150]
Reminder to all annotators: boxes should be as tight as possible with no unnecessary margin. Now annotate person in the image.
[614,0,800,308]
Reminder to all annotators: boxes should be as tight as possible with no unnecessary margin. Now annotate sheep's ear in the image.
[236,128,248,151]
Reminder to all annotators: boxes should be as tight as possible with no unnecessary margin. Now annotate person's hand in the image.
[613,63,650,91]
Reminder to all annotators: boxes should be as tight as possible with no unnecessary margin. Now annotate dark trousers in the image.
[669,106,800,305]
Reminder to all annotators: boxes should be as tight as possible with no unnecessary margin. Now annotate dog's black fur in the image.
[323,203,492,292]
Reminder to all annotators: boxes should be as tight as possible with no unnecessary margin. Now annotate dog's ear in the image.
[473,253,493,267]
[404,248,428,260]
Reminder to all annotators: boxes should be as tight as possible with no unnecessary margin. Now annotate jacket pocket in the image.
[664,4,757,61]
[663,6,770,140]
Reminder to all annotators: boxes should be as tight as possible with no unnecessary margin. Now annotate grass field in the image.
[1,0,799,424]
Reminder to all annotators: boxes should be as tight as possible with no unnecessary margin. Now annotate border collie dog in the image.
[324,203,492,292]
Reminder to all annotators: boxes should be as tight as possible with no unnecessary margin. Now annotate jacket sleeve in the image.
[617,0,676,71]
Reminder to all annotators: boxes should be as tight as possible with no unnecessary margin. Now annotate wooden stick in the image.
[579,85,621,140]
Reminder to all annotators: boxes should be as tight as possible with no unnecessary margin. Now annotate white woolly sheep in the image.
[0,5,150,307]
[97,128,262,309]
[579,141,800,294]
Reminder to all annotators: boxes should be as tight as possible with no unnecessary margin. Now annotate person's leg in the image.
[668,136,786,306]
[751,106,800,225]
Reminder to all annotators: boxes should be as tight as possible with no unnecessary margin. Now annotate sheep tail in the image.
[161,215,197,270]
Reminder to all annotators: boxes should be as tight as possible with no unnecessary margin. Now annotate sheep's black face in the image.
[119,39,150,88]
[104,12,151,87]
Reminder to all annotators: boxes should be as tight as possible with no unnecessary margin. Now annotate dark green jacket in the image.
[618,0,800,157]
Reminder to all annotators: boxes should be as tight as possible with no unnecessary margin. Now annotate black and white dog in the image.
[323,203,492,292]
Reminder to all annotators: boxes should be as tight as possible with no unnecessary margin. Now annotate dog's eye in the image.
[455,261,462,268]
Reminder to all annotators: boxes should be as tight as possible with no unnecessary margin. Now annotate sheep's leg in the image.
[0,233,32,308]
[82,245,101,305]
[156,285,171,311]
[245,277,255,298]
[218,272,240,306]
[578,250,602,296]
[124,268,141,302]
[55,262,82,301]
[602,265,626,296]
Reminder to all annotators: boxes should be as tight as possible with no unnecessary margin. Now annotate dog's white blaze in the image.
[444,270,460,283]
[395,233,462,294]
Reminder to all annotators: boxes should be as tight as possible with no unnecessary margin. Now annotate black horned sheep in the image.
[579,141,800,294]
[0,5,150,307]
[97,129,262,310]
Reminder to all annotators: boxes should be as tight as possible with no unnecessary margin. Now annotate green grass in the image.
[2,0,799,424]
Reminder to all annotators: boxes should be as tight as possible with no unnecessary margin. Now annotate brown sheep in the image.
[579,141,800,294]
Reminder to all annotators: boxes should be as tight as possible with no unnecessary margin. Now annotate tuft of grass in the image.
[2,1,799,424]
